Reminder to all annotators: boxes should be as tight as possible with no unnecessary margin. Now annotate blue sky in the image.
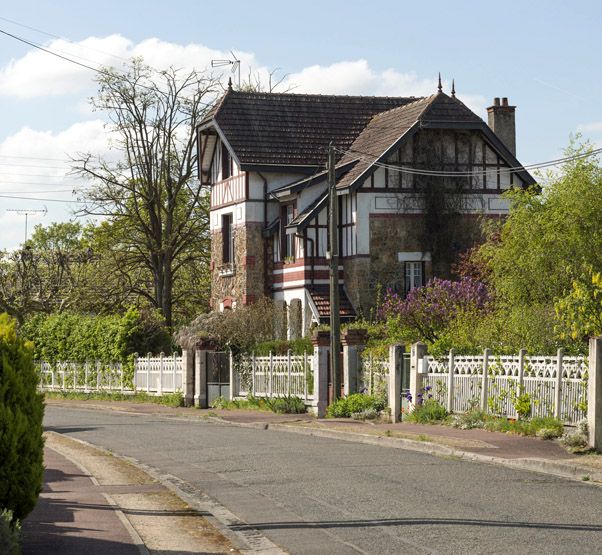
[0,0,600,248]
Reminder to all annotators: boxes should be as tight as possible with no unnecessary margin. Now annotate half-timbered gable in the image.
[198,85,535,335]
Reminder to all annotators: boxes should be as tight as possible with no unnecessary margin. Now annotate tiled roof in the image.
[309,285,356,320]
[335,92,485,189]
[201,90,422,167]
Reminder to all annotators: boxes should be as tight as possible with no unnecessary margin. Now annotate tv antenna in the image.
[211,51,241,89]
[6,207,47,243]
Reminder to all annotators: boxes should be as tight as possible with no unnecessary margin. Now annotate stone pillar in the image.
[194,349,207,408]
[181,349,194,407]
[341,328,367,397]
[312,330,330,418]
[409,342,427,411]
[588,337,602,450]
[388,344,404,423]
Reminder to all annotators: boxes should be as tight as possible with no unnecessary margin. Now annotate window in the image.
[281,204,296,261]
[221,143,232,179]
[405,261,424,294]
[222,213,233,264]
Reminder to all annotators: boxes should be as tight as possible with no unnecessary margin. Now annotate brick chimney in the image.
[487,97,516,156]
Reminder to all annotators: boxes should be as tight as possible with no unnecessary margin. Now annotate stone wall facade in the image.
[210,222,266,309]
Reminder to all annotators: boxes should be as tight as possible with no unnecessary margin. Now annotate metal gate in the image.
[207,351,230,406]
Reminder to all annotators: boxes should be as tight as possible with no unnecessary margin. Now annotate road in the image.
[45,406,602,555]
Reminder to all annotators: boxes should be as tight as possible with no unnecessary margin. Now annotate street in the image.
[45,406,602,554]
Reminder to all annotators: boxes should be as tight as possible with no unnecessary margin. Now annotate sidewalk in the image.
[45,397,602,483]
[22,446,142,554]
[22,432,240,554]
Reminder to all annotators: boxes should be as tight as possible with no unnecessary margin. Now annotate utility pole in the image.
[6,208,47,243]
[328,143,341,402]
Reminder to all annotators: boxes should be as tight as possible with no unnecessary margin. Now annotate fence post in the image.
[518,348,526,390]
[84,362,89,393]
[51,364,55,390]
[341,328,366,396]
[388,344,404,423]
[287,349,292,397]
[158,352,164,395]
[182,349,194,407]
[369,355,374,396]
[96,361,100,391]
[251,353,256,397]
[172,353,177,392]
[447,349,455,413]
[73,364,76,391]
[120,363,124,393]
[409,342,427,411]
[554,348,564,419]
[62,364,66,390]
[304,351,308,402]
[146,353,152,393]
[228,350,235,401]
[311,331,329,417]
[588,337,602,450]
[481,348,490,413]
[269,352,274,398]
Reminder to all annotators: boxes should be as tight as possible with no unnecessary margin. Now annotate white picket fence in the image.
[232,352,314,402]
[423,350,588,425]
[133,353,183,394]
[37,353,183,395]
[38,360,131,393]
[359,355,389,397]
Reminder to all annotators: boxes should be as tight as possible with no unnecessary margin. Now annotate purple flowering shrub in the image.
[379,277,491,343]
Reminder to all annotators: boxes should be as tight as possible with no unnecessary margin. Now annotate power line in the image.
[0,193,82,203]
[0,153,71,162]
[334,146,602,178]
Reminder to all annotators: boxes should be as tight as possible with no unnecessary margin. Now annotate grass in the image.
[449,410,564,438]
[44,390,185,408]
[211,394,307,414]
[404,399,449,424]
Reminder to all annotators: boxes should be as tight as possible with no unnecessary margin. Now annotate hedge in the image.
[0,313,44,522]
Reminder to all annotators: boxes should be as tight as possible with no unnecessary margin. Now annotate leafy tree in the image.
[74,59,219,328]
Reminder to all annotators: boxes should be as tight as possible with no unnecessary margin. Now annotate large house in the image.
[197,81,535,336]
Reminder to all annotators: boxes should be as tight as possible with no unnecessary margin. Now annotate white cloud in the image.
[0,34,261,98]
[577,121,602,134]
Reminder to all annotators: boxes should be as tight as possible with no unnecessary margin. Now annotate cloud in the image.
[577,121,602,134]
[0,34,260,98]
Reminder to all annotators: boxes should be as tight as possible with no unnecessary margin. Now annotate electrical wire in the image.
[0,193,82,203]
[333,145,602,178]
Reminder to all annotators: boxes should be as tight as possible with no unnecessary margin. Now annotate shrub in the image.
[450,410,487,430]
[0,509,20,555]
[561,420,589,450]
[266,395,307,414]
[0,314,44,522]
[326,394,385,418]
[405,399,448,424]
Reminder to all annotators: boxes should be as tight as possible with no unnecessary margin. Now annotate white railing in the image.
[359,355,389,397]
[422,350,588,424]
[37,353,184,395]
[232,351,314,402]
[134,353,183,394]
[37,361,131,393]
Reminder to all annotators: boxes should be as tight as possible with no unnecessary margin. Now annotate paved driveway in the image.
[45,406,602,555]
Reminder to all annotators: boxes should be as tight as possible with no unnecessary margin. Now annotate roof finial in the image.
[228,77,233,91]
[451,79,456,98]
[437,72,443,93]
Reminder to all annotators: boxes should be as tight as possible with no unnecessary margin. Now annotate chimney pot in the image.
[502,97,508,106]
[494,97,500,106]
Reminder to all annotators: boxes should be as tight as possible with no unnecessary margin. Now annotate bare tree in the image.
[73,59,220,328]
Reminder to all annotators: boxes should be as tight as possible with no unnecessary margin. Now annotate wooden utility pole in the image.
[328,143,341,402]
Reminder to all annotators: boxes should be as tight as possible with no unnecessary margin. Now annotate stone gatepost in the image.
[388,344,405,423]
[588,337,602,451]
[311,330,330,418]
[409,342,427,411]
[181,349,194,406]
[193,340,216,409]
[341,328,367,397]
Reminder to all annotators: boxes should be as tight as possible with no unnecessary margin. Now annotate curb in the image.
[208,417,602,485]
[48,432,285,555]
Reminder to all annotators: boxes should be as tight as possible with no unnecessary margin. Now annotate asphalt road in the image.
[45,406,602,555]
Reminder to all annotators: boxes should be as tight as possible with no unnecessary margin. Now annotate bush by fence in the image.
[0,314,44,523]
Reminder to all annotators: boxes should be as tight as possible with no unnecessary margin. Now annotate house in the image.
[197,80,535,336]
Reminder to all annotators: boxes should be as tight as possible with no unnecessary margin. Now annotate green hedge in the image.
[21,307,172,364]
[0,314,44,522]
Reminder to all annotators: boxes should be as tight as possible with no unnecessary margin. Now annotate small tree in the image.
[0,314,44,522]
